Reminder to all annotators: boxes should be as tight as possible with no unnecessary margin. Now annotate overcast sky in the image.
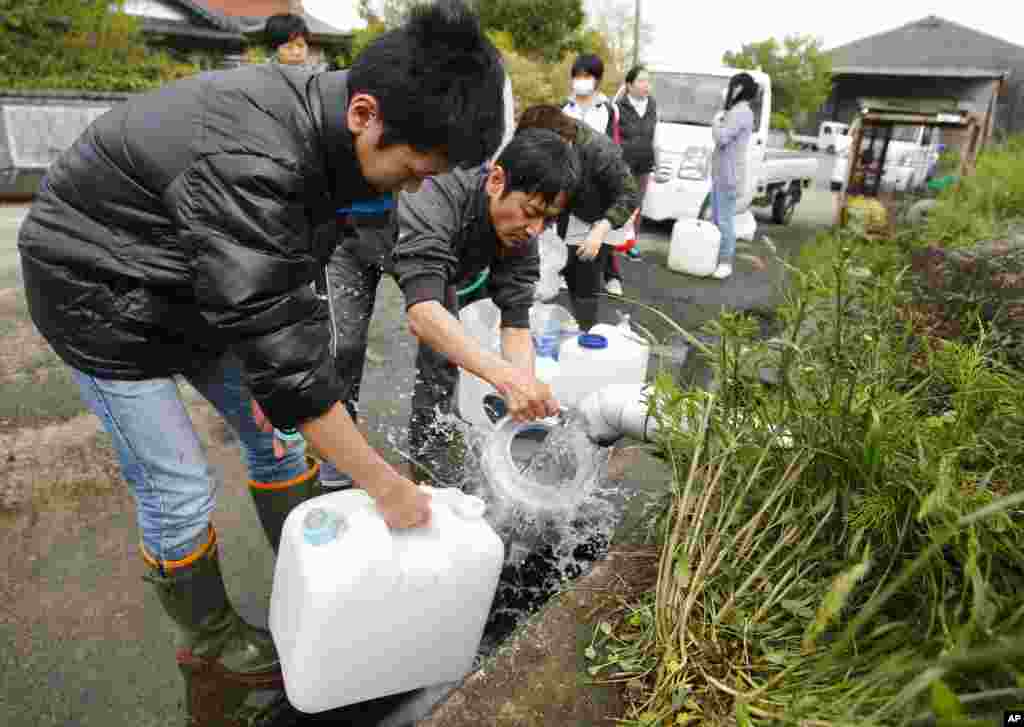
[305,0,1024,67]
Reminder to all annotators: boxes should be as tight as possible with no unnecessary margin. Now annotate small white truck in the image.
[642,66,817,237]
[791,121,851,154]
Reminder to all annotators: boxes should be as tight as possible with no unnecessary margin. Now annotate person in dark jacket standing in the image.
[516,105,639,331]
[614,65,658,261]
[319,130,576,487]
[16,1,517,722]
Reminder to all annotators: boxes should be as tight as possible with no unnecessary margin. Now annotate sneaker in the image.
[605,278,624,296]
[711,263,733,280]
[626,247,642,260]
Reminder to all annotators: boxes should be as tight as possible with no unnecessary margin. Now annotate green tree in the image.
[0,0,195,91]
[722,35,832,130]
[584,0,654,69]
[335,0,387,67]
[477,0,585,62]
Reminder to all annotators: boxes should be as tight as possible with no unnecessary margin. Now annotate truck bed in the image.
[760,150,817,187]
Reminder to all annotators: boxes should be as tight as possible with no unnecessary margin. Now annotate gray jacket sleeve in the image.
[489,240,540,329]
[392,178,461,311]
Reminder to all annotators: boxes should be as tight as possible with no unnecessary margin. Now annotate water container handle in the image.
[423,485,488,520]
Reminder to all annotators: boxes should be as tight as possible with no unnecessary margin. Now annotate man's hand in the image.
[492,365,560,421]
[251,400,302,459]
[374,481,433,529]
[300,401,433,530]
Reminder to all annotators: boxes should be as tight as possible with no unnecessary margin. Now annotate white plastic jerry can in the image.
[555,329,650,409]
[269,486,505,713]
[457,299,503,431]
[668,218,721,277]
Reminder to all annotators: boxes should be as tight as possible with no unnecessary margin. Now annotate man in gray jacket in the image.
[321,129,578,486]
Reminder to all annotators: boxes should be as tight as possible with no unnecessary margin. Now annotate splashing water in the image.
[515,420,580,486]
[383,408,621,656]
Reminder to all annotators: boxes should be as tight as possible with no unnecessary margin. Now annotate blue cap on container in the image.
[303,508,340,546]
[578,334,608,350]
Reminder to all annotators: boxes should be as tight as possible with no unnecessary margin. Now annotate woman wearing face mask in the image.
[709,72,757,280]
[563,54,617,137]
[614,65,658,265]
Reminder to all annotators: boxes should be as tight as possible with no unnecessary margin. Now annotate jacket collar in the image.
[312,70,378,206]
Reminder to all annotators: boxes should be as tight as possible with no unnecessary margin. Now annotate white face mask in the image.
[572,78,596,97]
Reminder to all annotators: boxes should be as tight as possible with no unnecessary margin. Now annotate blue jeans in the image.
[71,355,307,563]
[711,183,738,265]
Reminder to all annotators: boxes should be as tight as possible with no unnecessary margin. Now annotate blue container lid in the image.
[578,334,608,350]
[303,508,340,546]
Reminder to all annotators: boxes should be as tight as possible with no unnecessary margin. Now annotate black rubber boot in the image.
[247,458,319,552]
[142,528,286,726]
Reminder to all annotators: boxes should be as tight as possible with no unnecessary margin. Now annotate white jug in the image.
[269,487,504,713]
[555,328,650,409]
[457,299,503,431]
[457,301,576,430]
[668,218,721,277]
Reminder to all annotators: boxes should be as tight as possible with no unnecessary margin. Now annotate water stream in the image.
[390,413,620,658]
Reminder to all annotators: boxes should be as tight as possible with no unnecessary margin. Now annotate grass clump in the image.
[590,237,1024,725]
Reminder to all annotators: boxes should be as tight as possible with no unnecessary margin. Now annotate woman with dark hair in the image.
[613,64,658,265]
[709,72,756,280]
[517,105,639,331]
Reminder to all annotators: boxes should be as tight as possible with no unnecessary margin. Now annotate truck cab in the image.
[642,67,772,224]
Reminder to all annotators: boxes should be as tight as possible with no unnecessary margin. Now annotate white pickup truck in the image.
[642,67,817,237]
[791,121,851,154]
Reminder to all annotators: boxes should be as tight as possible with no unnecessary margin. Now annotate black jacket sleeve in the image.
[593,136,641,229]
[169,152,338,428]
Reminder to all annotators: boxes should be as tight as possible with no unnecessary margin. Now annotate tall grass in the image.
[588,236,1024,725]
[921,136,1024,248]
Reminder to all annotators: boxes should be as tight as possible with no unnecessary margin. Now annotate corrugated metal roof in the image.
[833,66,1009,80]
[830,15,1024,76]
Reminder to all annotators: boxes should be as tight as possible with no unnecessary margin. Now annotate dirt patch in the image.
[0,318,50,380]
[0,291,88,430]
[0,413,119,511]
[0,394,229,513]
[417,548,659,727]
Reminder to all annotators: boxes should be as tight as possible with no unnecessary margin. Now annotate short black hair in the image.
[349,0,505,169]
[570,54,604,82]
[496,129,580,204]
[265,14,309,49]
[625,65,647,85]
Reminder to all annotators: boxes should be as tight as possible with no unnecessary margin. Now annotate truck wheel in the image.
[772,192,797,225]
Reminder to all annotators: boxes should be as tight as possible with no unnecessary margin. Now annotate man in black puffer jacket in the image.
[16,1,551,723]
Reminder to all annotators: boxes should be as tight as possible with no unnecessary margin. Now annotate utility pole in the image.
[632,0,641,67]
